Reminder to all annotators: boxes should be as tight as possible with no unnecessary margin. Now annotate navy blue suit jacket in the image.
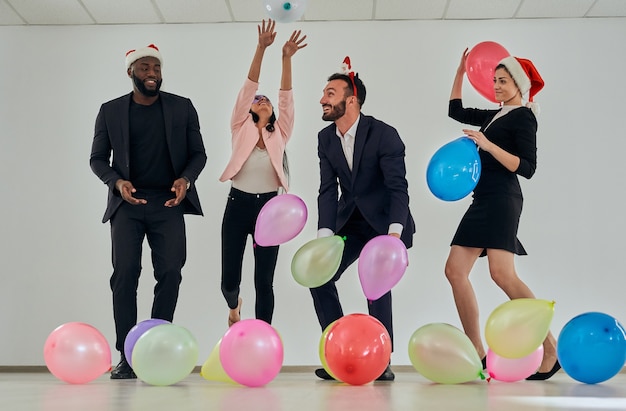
[90,92,207,223]
[317,114,415,247]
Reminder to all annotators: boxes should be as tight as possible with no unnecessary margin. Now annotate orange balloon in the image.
[465,41,510,103]
[323,314,392,385]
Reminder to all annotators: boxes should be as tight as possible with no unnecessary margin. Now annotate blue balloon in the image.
[426,137,481,201]
[557,312,626,384]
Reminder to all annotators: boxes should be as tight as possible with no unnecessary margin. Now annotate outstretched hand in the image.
[258,19,277,49]
[283,30,308,58]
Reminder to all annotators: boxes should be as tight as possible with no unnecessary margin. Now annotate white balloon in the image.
[262,0,308,23]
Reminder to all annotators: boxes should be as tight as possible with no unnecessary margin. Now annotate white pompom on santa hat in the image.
[125,44,162,70]
[498,56,544,115]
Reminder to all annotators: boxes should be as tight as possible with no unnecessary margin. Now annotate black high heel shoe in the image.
[481,357,487,370]
[526,360,561,381]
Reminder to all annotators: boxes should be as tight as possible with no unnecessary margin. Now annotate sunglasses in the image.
[252,95,270,104]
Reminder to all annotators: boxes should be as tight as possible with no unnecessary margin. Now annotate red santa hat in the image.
[498,56,544,114]
[125,44,162,70]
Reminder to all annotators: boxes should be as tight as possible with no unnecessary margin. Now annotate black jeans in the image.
[221,187,279,324]
[109,189,186,352]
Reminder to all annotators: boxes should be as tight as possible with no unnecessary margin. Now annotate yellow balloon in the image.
[200,339,235,383]
[485,298,555,359]
[291,236,345,288]
[408,323,484,384]
[318,320,340,381]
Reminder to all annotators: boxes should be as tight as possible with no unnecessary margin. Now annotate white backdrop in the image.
[1,17,625,366]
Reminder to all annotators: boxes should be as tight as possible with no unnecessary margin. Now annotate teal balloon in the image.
[426,137,481,201]
[557,312,626,384]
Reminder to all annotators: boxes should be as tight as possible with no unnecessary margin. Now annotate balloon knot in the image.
[283,2,291,10]
[341,236,347,241]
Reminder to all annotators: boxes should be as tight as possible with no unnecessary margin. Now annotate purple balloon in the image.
[254,194,308,246]
[124,318,170,366]
[358,235,409,300]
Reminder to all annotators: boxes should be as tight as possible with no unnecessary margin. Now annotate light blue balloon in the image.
[557,312,626,384]
[426,137,481,201]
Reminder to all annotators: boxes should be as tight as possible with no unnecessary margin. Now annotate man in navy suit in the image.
[90,44,207,379]
[311,69,415,381]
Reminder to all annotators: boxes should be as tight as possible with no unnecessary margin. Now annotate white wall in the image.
[1,17,624,367]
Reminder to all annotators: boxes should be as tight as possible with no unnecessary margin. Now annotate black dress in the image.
[448,99,537,257]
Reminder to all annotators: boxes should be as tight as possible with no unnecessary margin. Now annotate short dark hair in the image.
[327,73,366,107]
[249,110,276,132]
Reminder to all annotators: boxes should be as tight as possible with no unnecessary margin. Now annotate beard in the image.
[132,74,162,97]
[322,99,346,122]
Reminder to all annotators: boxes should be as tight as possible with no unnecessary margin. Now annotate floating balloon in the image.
[220,319,284,387]
[323,314,392,385]
[487,345,543,382]
[124,318,170,367]
[200,339,235,383]
[43,322,112,384]
[485,299,554,359]
[291,236,345,288]
[465,41,510,103]
[426,136,481,201]
[557,312,626,384]
[262,0,308,23]
[254,193,307,246]
[358,235,408,300]
[408,323,484,384]
[318,320,339,381]
[132,324,198,386]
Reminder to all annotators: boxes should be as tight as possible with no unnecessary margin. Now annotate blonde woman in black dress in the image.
[444,49,560,380]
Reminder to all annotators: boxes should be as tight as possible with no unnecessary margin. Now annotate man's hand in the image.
[388,233,401,239]
[165,177,188,207]
[115,179,147,205]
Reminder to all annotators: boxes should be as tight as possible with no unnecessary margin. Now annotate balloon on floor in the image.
[322,314,392,385]
[201,339,235,383]
[254,193,307,246]
[408,322,484,384]
[262,0,308,23]
[487,345,544,382]
[485,298,554,359]
[465,41,510,103]
[124,318,170,367]
[426,136,481,201]
[220,319,283,387]
[132,323,198,386]
[43,322,111,384]
[358,235,408,300]
[557,312,626,384]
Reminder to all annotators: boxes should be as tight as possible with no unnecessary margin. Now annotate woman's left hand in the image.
[463,129,493,152]
[282,30,308,58]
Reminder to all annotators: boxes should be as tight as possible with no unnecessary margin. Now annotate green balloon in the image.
[291,236,345,288]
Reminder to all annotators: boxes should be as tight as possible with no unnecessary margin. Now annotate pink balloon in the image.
[44,322,112,384]
[465,41,510,103]
[487,345,544,382]
[358,235,408,300]
[254,194,308,246]
[219,319,284,387]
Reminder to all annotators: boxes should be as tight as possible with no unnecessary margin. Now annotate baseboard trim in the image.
[0,365,418,373]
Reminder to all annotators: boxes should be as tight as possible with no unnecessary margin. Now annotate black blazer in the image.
[317,114,415,247]
[90,92,207,223]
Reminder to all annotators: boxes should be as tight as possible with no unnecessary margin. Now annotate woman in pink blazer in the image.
[219,19,306,327]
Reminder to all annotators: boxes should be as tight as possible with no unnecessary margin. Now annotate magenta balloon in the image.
[465,41,510,103]
[219,319,284,387]
[358,235,409,300]
[254,194,308,246]
[487,345,544,382]
[43,322,112,384]
[124,318,170,367]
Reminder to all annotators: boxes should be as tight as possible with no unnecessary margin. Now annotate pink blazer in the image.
[219,78,294,191]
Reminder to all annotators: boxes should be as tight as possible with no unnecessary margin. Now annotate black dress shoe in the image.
[110,357,137,380]
[375,366,395,381]
[314,368,335,380]
[526,360,561,381]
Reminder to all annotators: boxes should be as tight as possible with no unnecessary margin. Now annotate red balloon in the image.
[465,41,510,103]
[323,314,392,385]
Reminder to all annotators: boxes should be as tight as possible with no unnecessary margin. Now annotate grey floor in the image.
[2,370,626,411]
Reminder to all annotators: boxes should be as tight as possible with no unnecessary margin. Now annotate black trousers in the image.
[221,187,279,324]
[309,209,394,346]
[109,189,186,352]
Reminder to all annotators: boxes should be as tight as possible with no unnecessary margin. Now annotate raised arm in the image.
[248,19,277,82]
[450,48,469,100]
[280,29,307,90]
